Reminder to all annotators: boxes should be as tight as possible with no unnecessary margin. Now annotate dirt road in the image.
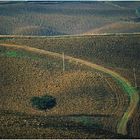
[0,43,139,135]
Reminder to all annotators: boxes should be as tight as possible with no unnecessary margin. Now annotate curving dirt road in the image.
[0,43,139,135]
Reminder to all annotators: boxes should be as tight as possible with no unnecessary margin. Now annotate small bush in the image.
[31,95,56,110]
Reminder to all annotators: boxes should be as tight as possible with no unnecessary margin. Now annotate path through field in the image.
[0,43,139,135]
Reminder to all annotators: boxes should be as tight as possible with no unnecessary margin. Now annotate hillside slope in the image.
[0,2,140,36]
[84,22,140,34]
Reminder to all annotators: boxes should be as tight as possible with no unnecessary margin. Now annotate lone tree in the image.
[31,95,56,110]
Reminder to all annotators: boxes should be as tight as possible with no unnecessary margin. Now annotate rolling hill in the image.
[0,1,140,36]
[84,22,140,34]
[0,1,140,138]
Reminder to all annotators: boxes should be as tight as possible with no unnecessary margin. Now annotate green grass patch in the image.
[6,51,18,57]
[0,37,13,40]
[113,76,136,97]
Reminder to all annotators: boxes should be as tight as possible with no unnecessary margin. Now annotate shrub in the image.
[31,95,56,110]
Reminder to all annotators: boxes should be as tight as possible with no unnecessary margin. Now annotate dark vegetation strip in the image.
[0,109,130,139]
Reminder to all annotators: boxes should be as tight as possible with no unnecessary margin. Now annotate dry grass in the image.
[0,35,137,137]
[0,2,139,35]
[0,56,121,116]
[128,92,140,138]
[0,52,127,136]
[0,112,127,139]
[0,53,129,136]
[84,22,140,34]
